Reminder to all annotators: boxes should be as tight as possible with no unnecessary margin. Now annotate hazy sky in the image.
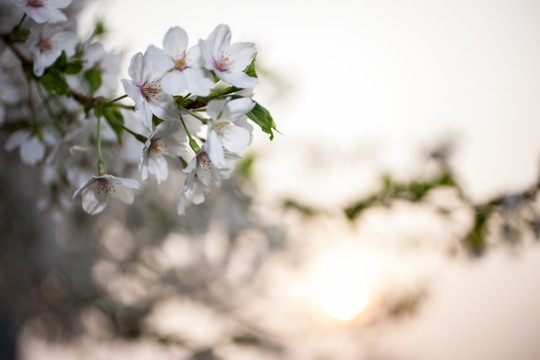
[81,0,540,203]
[75,1,540,358]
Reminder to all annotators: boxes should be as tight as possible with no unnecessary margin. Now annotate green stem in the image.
[180,106,208,124]
[96,115,106,175]
[122,125,147,143]
[25,76,43,141]
[115,104,135,111]
[107,94,128,104]
[179,113,200,153]
[15,14,26,30]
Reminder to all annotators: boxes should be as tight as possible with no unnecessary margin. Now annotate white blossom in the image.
[26,23,77,76]
[139,120,187,184]
[205,97,254,167]
[121,52,178,130]
[177,149,220,215]
[199,24,258,89]
[11,0,72,24]
[5,129,55,166]
[72,174,140,215]
[145,26,214,97]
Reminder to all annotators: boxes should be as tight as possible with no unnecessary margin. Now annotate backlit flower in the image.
[72,174,140,215]
[146,26,214,97]
[199,24,258,89]
[26,23,77,76]
[11,0,72,23]
[139,120,187,184]
[121,52,178,130]
[205,97,254,167]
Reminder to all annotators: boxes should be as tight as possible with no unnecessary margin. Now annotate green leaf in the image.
[52,51,68,70]
[244,57,258,78]
[246,101,277,140]
[49,50,84,74]
[9,26,29,42]
[65,60,84,75]
[103,106,124,144]
[84,68,102,95]
[41,68,70,96]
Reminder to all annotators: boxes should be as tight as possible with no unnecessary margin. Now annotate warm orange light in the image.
[316,255,369,321]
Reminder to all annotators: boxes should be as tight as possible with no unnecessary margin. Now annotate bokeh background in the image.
[3,0,540,359]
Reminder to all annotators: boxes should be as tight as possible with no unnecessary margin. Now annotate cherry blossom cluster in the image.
[0,0,276,216]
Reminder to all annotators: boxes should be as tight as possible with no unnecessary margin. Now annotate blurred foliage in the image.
[286,142,540,257]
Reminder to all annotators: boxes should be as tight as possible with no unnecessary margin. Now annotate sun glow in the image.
[316,254,370,321]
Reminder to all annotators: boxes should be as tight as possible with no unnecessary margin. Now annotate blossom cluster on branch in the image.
[0,0,276,216]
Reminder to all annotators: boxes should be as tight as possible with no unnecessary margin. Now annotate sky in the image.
[79,0,540,203]
[70,1,540,359]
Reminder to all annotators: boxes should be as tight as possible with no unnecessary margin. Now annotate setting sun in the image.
[315,254,370,321]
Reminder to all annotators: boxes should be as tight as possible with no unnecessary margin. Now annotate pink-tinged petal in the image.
[27,7,67,23]
[102,174,140,189]
[163,26,188,58]
[161,71,189,95]
[145,45,172,74]
[221,124,251,153]
[228,42,256,71]
[218,70,258,89]
[224,97,255,119]
[206,129,225,167]
[127,52,145,83]
[81,187,108,215]
[184,68,213,97]
[207,24,231,58]
[206,98,227,120]
[5,130,30,151]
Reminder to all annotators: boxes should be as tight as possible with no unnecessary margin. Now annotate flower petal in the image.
[20,136,45,166]
[184,68,213,97]
[206,129,225,167]
[161,71,189,95]
[5,130,30,151]
[206,98,227,120]
[218,70,258,89]
[81,186,108,215]
[145,45,172,74]
[228,42,256,71]
[127,52,145,83]
[207,24,231,58]
[163,26,188,58]
[224,97,255,119]
[221,124,251,153]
